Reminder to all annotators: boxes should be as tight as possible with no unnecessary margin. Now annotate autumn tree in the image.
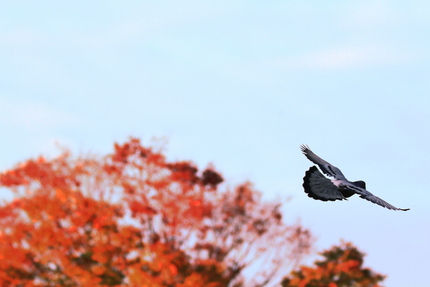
[281,241,386,287]
[0,138,312,286]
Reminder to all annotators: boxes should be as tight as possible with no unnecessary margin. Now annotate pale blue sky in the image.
[1,1,429,286]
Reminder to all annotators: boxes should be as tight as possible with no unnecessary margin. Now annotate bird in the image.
[300,144,409,211]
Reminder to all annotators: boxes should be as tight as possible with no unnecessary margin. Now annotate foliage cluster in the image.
[0,138,314,286]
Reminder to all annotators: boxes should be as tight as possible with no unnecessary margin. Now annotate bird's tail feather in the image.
[303,166,346,202]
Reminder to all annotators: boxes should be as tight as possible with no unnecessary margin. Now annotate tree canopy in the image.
[0,138,313,286]
[281,242,385,287]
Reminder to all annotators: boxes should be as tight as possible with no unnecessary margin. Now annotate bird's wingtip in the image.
[300,144,310,152]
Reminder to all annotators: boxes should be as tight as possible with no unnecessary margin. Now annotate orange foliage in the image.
[281,242,386,287]
[0,138,312,286]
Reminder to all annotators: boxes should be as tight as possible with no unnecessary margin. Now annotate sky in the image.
[1,1,429,285]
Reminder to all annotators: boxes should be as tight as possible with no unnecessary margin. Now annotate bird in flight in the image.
[300,145,409,211]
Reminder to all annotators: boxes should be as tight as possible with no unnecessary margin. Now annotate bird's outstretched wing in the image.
[303,166,346,201]
[300,144,346,180]
[340,183,410,211]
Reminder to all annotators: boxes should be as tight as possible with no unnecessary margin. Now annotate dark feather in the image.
[303,166,345,201]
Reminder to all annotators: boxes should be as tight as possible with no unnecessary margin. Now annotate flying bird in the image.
[300,144,409,211]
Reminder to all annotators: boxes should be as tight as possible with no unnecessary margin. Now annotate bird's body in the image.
[331,178,345,188]
[300,144,409,211]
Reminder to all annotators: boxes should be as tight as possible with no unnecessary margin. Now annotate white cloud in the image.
[0,98,82,132]
[345,0,393,27]
[288,44,408,70]
[0,30,40,46]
